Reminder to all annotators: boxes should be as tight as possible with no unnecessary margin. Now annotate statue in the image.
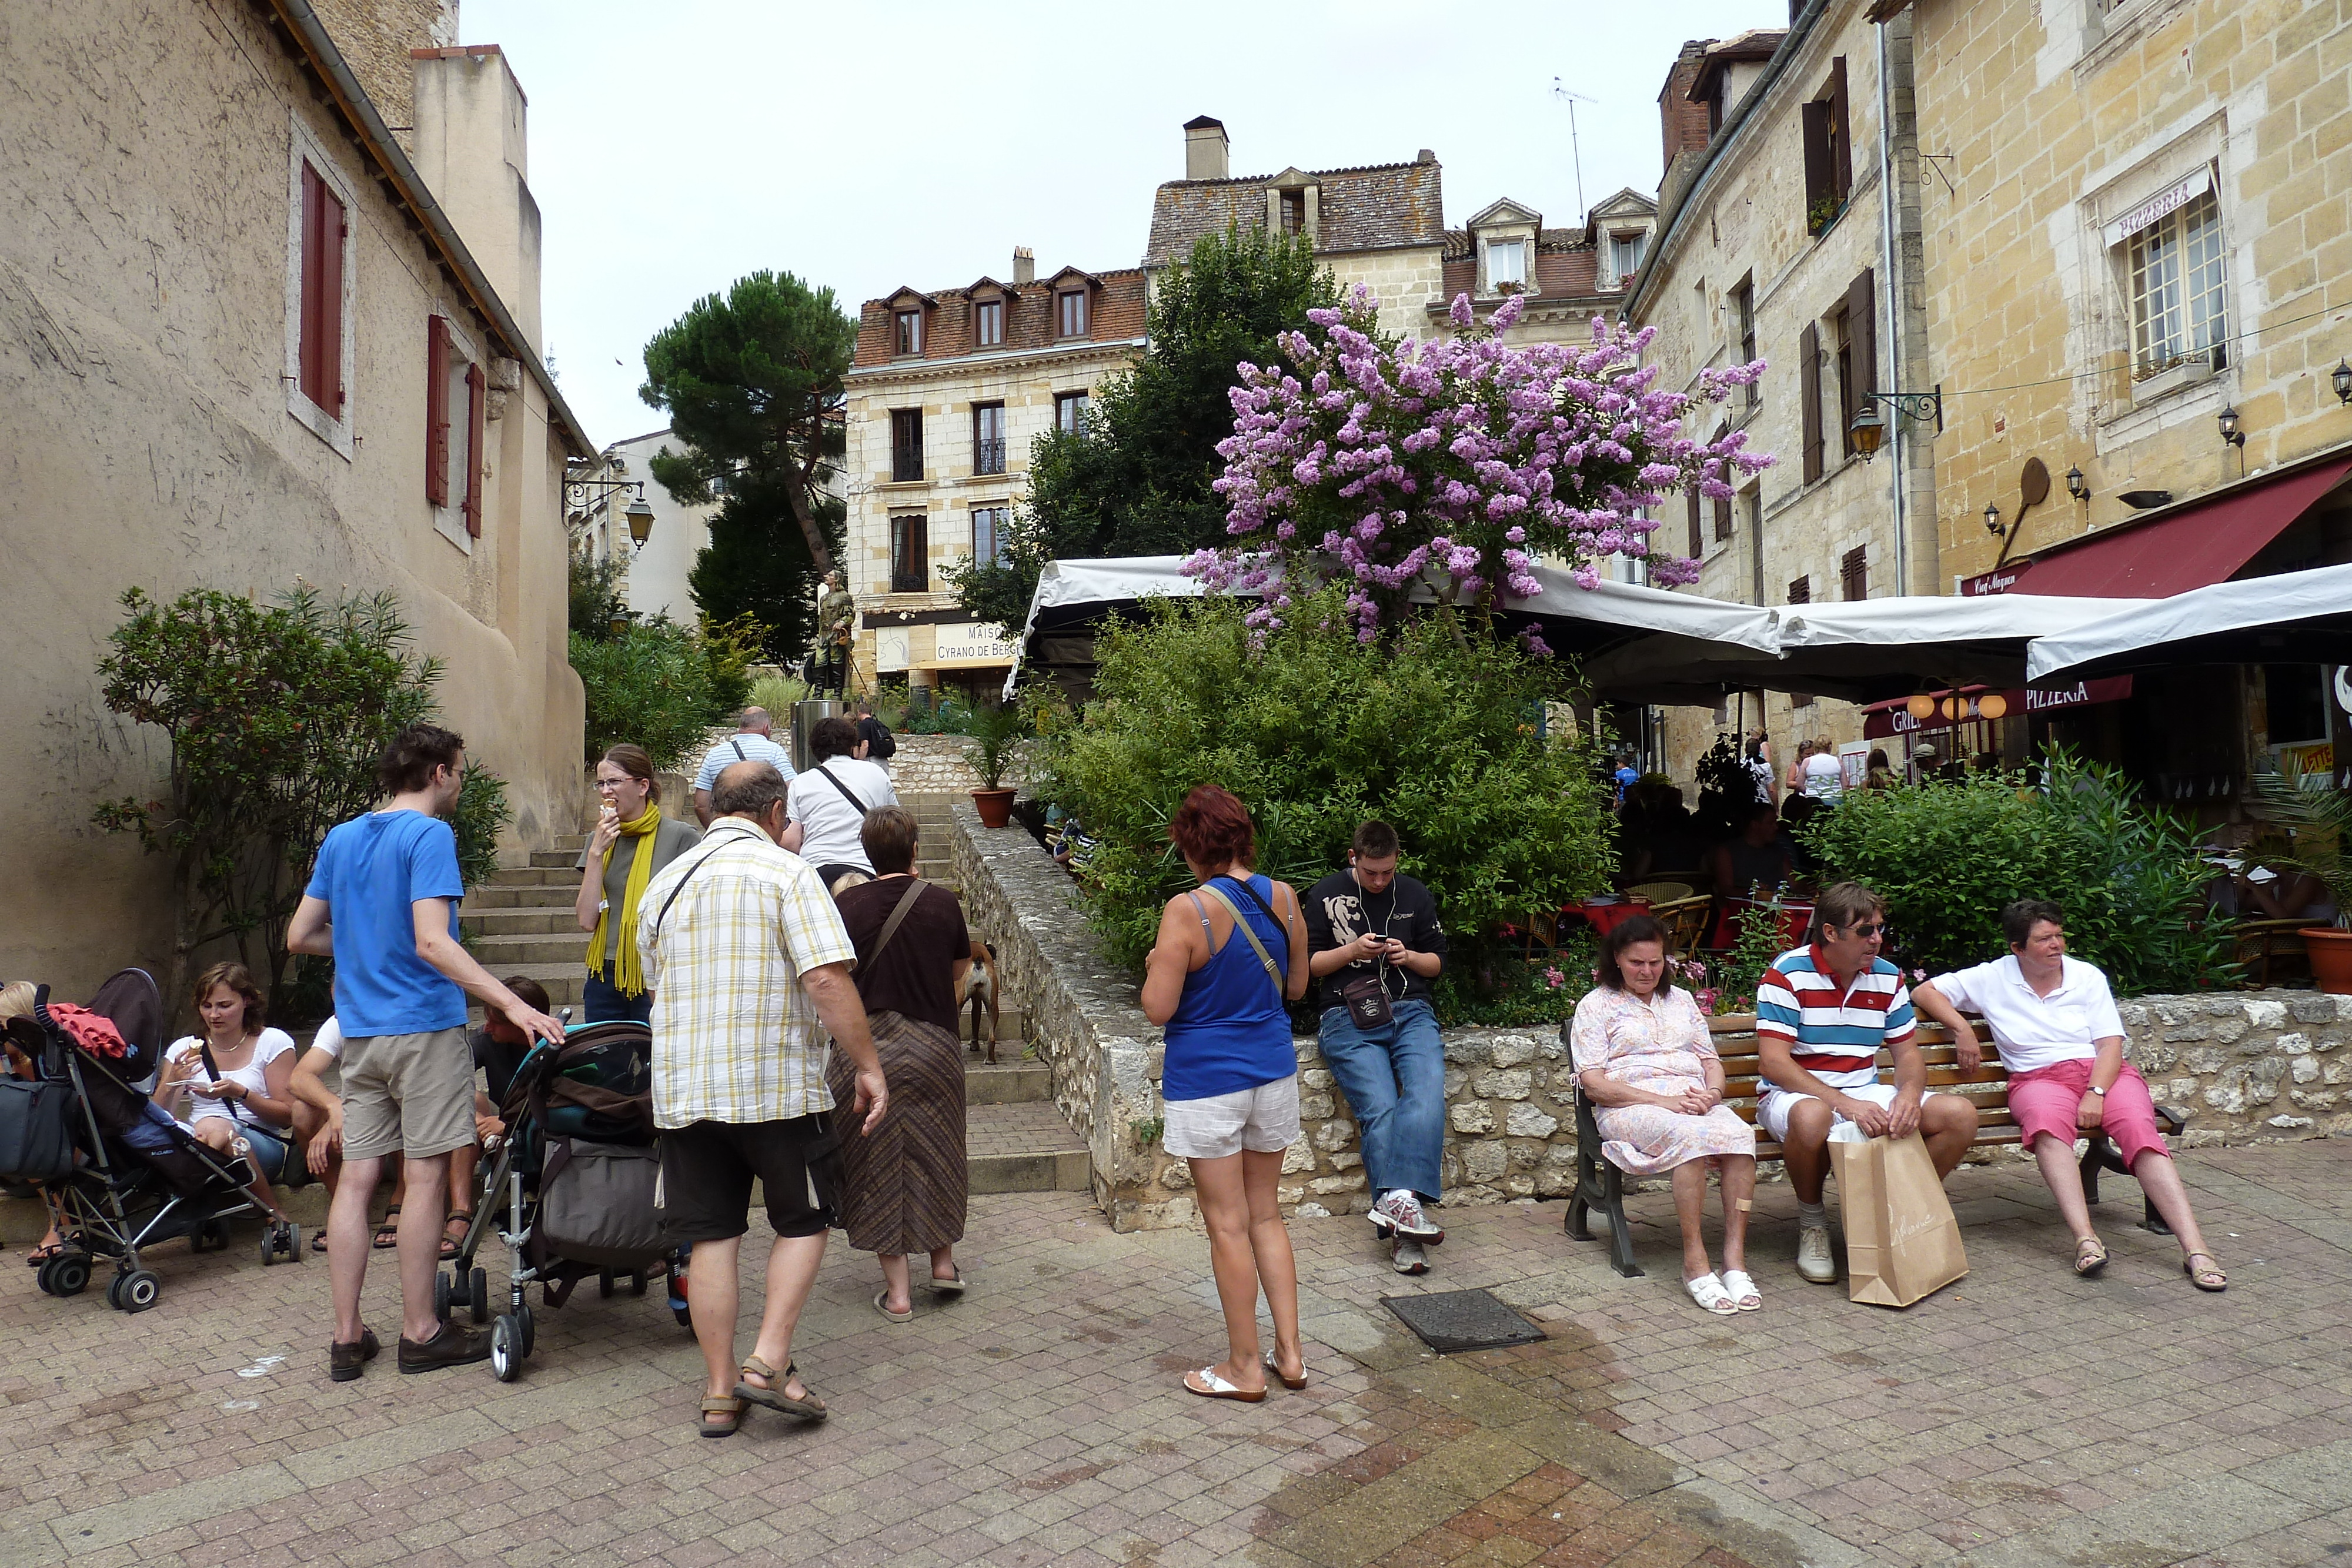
[813,570,854,697]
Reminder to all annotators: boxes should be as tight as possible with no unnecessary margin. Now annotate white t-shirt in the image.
[163,1029,296,1126]
[693,733,797,791]
[309,1017,345,1060]
[1802,751,1844,799]
[787,756,900,874]
[1926,955,2126,1076]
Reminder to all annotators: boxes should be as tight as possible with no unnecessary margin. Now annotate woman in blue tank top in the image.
[1141,787,1310,1403]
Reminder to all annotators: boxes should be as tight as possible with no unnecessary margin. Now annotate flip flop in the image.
[699,1395,746,1437]
[1719,1269,1762,1310]
[1263,1350,1308,1391]
[734,1355,827,1420]
[1183,1366,1266,1402]
[2074,1236,2109,1277]
[873,1288,913,1324]
[1685,1273,1738,1315]
[310,1229,329,1253]
[927,1267,967,1298]
[371,1205,401,1249]
[25,1242,64,1266]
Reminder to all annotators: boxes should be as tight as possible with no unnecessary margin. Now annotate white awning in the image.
[2026,562,2352,685]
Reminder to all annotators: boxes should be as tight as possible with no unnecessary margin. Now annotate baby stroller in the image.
[8,969,299,1313]
[441,1019,677,1380]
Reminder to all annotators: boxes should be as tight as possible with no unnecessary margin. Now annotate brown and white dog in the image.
[961,941,1001,1063]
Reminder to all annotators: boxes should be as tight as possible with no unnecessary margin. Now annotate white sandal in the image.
[1685,1272,1738,1315]
[1719,1269,1762,1310]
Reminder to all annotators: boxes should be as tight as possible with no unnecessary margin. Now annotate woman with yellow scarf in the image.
[573,745,701,1023]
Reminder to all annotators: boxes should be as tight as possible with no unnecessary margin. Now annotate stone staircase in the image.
[457,803,1086,1196]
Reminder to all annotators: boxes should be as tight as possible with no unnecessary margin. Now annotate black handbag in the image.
[0,1078,76,1183]
[1337,886,1402,1028]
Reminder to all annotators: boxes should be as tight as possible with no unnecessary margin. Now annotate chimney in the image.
[1184,115,1229,181]
[410,45,543,352]
[1658,40,1716,174]
[1012,246,1035,285]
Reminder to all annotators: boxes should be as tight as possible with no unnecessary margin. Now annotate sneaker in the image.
[1796,1224,1838,1284]
[1370,1189,1443,1241]
[1392,1239,1430,1275]
[397,1320,493,1373]
[329,1328,379,1382]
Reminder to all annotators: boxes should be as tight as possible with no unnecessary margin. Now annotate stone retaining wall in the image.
[948,804,2352,1229]
[887,733,982,797]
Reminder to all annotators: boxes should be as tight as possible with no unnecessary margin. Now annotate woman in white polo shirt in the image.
[1912,897,2225,1290]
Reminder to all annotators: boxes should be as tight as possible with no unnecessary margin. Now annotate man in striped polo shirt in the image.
[1755,882,1980,1283]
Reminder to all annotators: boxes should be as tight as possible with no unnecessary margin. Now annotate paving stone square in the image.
[6,1142,2352,1567]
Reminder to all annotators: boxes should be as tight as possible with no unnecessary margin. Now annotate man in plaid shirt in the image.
[639,760,886,1436]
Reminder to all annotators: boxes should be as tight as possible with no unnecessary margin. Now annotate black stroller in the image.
[440,1019,677,1380]
[9,969,299,1312]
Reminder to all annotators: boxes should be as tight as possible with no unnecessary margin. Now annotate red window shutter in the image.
[426,316,451,506]
[463,362,487,536]
[298,163,347,417]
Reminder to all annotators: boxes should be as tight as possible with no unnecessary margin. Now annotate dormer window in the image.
[1280,190,1306,237]
[1487,239,1527,290]
[1057,289,1088,338]
[1609,231,1648,281]
[975,299,1003,347]
[894,309,923,356]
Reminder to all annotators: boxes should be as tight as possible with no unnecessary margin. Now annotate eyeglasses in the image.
[1835,921,1888,940]
[593,777,632,791]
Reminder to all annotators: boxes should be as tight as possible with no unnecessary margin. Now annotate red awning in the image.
[1969,457,2352,598]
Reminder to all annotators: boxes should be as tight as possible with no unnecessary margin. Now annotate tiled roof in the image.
[1145,159,1444,265]
[1432,229,1603,303]
[851,269,1148,369]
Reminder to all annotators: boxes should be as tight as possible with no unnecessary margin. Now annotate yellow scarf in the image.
[587,801,664,997]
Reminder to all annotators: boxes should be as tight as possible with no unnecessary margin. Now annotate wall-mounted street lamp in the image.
[2217,406,2246,448]
[2065,465,2087,502]
[1983,502,2003,537]
[2333,359,2351,406]
[1849,386,1945,463]
[566,476,657,552]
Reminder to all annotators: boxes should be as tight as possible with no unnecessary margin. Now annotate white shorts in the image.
[1756,1081,1936,1144]
[1162,1075,1301,1161]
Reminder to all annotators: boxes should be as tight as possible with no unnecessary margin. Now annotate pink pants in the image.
[2007,1058,2170,1167]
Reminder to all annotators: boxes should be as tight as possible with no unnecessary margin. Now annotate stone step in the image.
[462,907,576,937]
[463,884,580,909]
[482,865,578,888]
[966,1101,1090,1194]
[964,1059,1050,1104]
[552,833,586,851]
[469,931,594,967]
[529,848,580,869]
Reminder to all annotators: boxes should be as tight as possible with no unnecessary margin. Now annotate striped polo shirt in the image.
[1753,945,1915,1090]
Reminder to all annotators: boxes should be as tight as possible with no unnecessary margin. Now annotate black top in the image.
[834,877,970,1036]
[857,716,897,761]
[470,1028,529,1109]
[1303,870,1446,1014]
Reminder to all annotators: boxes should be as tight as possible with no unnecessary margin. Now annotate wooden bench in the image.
[1563,1014,2190,1278]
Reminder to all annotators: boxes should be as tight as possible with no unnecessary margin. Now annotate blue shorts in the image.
[206,1123,289,1181]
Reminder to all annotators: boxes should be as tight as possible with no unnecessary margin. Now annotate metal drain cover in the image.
[1379,1288,1547,1353]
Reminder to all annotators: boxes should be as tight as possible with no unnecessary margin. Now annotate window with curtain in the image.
[891,409,923,482]
[971,403,1005,476]
[972,505,1011,568]
[890,514,929,593]
[894,309,922,356]
[1487,238,1526,289]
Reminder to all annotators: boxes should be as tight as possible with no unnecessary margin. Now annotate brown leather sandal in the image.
[734,1355,827,1420]
[2073,1236,2109,1277]
[699,1395,746,1437]
[2183,1252,2227,1292]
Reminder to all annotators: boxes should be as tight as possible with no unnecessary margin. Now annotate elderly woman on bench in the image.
[1911,898,2225,1290]
[1569,916,1761,1314]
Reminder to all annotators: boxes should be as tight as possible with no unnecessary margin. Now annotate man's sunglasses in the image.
[1831,921,1888,940]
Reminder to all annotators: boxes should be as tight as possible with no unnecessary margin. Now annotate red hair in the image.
[1168,785,1256,871]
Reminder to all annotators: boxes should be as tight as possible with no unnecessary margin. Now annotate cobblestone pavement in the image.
[6,1142,2352,1568]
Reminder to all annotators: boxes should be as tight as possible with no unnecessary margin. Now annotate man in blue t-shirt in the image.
[288,723,563,1380]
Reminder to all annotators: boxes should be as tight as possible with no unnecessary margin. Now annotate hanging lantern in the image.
[1907,693,1937,720]
[1977,693,2009,720]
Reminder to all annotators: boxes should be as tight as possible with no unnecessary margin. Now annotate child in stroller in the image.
[440,1017,677,1380]
[9,968,301,1312]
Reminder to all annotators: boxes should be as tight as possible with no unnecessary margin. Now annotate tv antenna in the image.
[1551,79,1596,219]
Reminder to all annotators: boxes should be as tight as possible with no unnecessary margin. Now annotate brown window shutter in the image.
[1847,269,1876,417]
[1800,102,1832,230]
[1842,545,1868,601]
[299,165,327,408]
[426,316,451,506]
[1829,58,1852,200]
[1799,322,1823,483]
[1787,576,1810,604]
[1713,488,1733,541]
[1686,483,1703,556]
[318,178,346,416]
[463,362,486,537]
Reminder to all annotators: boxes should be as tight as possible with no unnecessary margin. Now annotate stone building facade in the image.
[1626,9,1938,784]
[1,2,592,997]
[842,255,1148,699]
[569,427,714,626]
[1877,0,2352,793]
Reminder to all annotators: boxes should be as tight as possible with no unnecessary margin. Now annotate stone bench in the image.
[1564,1014,2190,1278]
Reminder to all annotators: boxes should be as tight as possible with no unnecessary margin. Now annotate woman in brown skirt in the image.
[826,805,974,1321]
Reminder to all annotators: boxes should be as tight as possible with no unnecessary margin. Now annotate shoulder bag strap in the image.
[1198,882,1284,997]
[815,765,867,815]
[866,879,928,968]
[649,837,747,940]
[730,738,746,761]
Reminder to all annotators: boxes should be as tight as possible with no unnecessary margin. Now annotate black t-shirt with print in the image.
[1303,870,1447,1014]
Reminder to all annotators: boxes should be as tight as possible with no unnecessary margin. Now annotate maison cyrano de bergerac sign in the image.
[873,621,1017,673]
[1862,677,2136,740]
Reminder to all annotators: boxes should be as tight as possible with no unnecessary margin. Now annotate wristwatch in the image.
[2085,1084,2107,1098]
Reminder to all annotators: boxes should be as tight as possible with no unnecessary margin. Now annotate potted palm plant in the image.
[964,701,1025,829]
[2252,772,2352,993]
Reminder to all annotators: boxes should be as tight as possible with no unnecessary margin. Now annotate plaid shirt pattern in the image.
[637,816,858,1129]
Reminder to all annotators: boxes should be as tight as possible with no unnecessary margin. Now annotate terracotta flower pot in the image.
[2304,927,2352,994]
[971,788,1016,829]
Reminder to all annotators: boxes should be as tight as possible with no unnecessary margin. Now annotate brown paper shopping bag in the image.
[1829,1131,1969,1308]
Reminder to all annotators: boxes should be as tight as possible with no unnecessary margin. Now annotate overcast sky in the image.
[460,1,1780,447]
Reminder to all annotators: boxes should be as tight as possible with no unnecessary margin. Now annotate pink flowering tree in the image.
[1187,287,1770,647]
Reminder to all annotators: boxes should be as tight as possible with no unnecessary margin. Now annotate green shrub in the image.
[570,614,755,771]
[748,673,811,720]
[1035,588,1616,1024]
[1799,747,2229,995]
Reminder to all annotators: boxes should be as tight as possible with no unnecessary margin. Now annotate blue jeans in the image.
[1317,998,1445,1201]
[582,961,652,1025]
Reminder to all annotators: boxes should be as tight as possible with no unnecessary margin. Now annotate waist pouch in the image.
[535,1137,669,1265]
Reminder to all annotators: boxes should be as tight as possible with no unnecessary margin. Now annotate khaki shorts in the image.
[340,1027,475,1160]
